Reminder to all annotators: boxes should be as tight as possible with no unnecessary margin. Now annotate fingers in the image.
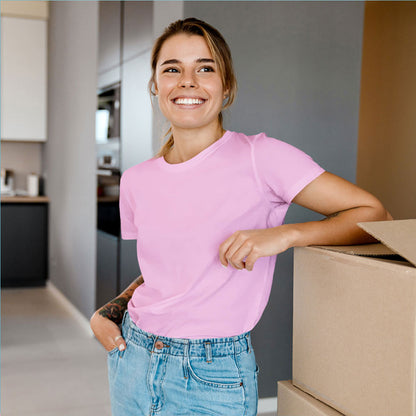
[219,231,255,271]
[219,234,234,267]
[90,312,127,352]
[113,334,126,352]
[227,243,251,269]
[244,250,259,271]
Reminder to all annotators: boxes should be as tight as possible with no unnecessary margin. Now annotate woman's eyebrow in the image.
[160,58,215,66]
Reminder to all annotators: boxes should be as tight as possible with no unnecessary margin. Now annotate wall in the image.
[357,1,416,219]
[183,1,365,398]
[43,1,98,318]
[0,142,43,190]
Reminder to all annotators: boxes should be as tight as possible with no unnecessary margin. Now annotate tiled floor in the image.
[1,285,276,416]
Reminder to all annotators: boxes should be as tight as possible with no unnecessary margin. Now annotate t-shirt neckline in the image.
[158,130,232,170]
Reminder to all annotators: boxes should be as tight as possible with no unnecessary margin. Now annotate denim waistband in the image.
[122,310,252,357]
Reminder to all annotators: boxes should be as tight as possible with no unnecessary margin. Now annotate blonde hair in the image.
[149,18,237,158]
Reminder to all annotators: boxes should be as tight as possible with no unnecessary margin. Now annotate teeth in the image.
[174,98,204,105]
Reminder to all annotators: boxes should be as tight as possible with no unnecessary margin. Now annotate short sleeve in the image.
[252,133,325,204]
[119,171,138,239]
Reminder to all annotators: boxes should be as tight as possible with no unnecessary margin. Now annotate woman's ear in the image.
[152,81,159,96]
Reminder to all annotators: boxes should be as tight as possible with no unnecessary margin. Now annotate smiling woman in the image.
[148,18,237,164]
[90,17,392,416]
[153,33,227,156]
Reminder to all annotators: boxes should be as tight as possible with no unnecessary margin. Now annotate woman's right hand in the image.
[90,310,126,352]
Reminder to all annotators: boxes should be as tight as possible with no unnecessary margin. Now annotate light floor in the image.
[1,286,112,416]
[1,286,276,416]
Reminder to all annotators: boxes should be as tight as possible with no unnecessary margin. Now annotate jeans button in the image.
[155,340,164,349]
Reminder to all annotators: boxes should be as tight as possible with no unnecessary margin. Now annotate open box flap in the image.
[314,243,396,258]
[357,220,416,267]
[313,220,416,267]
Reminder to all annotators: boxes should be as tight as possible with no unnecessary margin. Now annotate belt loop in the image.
[204,342,212,363]
[246,333,251,353]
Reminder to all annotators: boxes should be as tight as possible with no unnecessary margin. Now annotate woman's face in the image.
[154,33,228,132]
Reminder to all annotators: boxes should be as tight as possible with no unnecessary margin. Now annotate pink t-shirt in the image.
[120,130,325,339]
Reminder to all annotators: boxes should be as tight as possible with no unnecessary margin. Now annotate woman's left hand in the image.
[219,226,294,271]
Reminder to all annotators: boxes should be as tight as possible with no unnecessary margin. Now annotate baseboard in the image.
[258,396,277,414]
[47,281,94,337]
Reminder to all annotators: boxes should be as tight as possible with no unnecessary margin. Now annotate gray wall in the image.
[43,1,99,318]
[184,1,364,398]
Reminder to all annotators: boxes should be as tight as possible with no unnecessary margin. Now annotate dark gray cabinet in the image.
[119,237,140,290]
[96,0,151,308]
[1,203,48,287]
[122,1,153,62]
[98,1,121,74]
[96,230,140,309]
[96,230,118,307]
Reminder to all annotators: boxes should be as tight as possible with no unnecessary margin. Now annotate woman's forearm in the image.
[284,205,393,249]
[98,275,144,324]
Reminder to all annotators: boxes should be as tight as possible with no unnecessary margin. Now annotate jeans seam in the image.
[146,349,155,410]
[233,343,248,416]
[155,354,168,412]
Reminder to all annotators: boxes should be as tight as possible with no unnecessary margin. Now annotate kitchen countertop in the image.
[2,196,119,203]
[1,196,50,203]
[98,196,119,203]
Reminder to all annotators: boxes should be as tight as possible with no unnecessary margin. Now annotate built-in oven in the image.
[96,82,121,236]
[96,82,121,170]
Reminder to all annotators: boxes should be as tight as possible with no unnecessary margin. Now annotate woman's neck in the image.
[166,124,225,164]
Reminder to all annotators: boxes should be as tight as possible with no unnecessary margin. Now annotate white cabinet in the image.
[1,16,47,141]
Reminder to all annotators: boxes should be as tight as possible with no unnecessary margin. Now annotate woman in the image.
[90,18,392,416]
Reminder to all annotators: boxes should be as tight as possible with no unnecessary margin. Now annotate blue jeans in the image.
[107,311,259,416]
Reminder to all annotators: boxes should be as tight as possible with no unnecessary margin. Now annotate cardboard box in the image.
[292,220,416,416]
[278,380,345,416]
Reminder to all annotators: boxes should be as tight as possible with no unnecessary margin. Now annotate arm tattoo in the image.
[98,275,144,324]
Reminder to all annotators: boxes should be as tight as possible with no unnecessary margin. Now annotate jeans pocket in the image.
[107,339,127,384]
[107,346,119,356]
[187,355,243,389]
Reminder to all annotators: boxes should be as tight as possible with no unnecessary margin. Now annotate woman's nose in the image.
[179,71,197,88]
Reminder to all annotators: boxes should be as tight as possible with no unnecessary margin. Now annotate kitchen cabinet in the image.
[96,224,140,309]
[119,238,141,291]
[1,202,48,287]
[97,1,122,89]
[96,230,118,307]
[120,51,153,172]
[1,16,47,141]
[122,1,153,62]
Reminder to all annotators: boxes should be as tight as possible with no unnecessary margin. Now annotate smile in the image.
[173,98,206,105]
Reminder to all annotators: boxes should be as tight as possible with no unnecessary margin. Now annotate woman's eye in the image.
[199,66,214,73]
[163,67,179,73]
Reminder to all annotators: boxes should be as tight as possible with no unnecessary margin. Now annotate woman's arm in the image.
[219,172,393,271]
[90,275,144,352]
[286,171,393,246]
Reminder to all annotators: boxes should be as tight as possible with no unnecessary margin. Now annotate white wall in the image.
[43,1,99,318]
